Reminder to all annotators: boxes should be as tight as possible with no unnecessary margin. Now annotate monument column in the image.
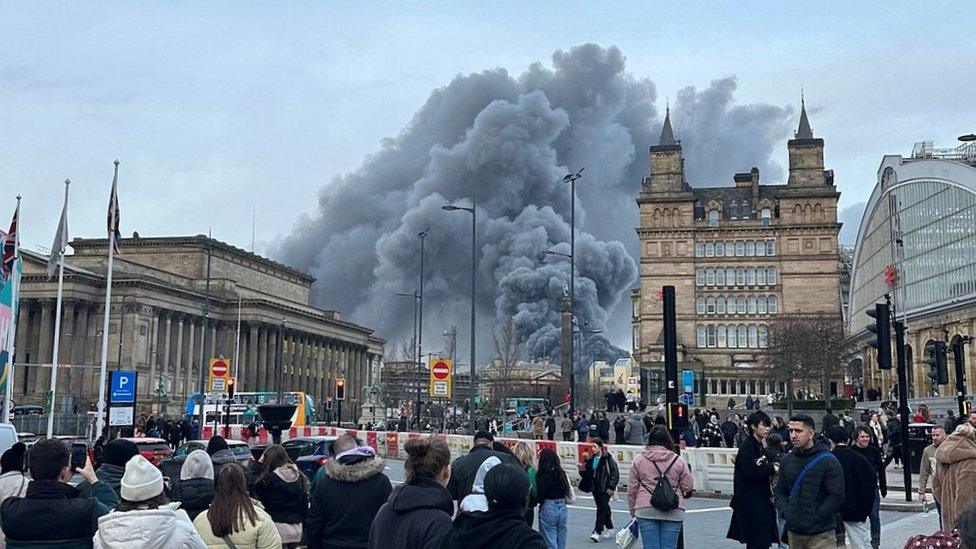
[57,300,76,401]
[257,324,269,391]
[70,302,89,398]
[35,299,55,397]
[172,314,185,400]
[247,323,259,391]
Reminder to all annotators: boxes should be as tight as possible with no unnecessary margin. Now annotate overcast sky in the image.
[2,2,974,349]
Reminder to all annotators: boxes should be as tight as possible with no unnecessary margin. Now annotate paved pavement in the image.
[383,460,940,548]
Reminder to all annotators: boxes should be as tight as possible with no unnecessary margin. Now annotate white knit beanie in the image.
[121,455,164,502]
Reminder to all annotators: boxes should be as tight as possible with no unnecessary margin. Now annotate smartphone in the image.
[70,444,88,472]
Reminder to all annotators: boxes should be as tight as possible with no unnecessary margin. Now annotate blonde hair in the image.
[511,441,536,469]
[952,423,976,440]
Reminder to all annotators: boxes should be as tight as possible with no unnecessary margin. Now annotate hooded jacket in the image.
[933,433,976,532]
[192,498,281,549]
[623,414,646,445]
[305,456,392,549]
[253,463,308,537]
[440,508,546,549]
[1,479,119,549]
[367,478,453,549]
[458,457,500,513]
[627,446,693,515]
[773,441,844,536]
[93,502,205,549]
[209,449,238,476]
[170,451,214,521]
[446,445,516,501]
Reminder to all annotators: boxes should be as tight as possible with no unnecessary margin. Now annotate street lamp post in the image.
[417,229,430,429]
[442,202,477,432]
[395,291,420,426]
[563,168,584,413]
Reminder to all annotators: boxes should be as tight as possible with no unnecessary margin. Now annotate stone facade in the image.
[633,104,843,403]
[13,235,384,419]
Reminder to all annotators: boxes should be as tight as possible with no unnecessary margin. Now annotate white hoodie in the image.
[459,456,501,513]
[93,502,205,549]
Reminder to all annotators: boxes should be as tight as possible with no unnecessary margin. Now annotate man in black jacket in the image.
[447,431,516,501]
[827,426,876,549]
[773,414,844,549]
[721,414,739,448]
[821,408,840,434]
[306,434,393,549]
[850,425,886,549]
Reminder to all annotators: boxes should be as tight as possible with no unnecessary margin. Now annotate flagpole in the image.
[234,295,241,388]
[96,160,120,437]
[46,182,69,439]
[3,196,21,424]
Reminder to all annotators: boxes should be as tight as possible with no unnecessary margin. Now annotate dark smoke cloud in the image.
[273,44,795,368]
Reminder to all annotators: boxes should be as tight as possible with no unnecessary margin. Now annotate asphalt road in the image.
[382,459,931,549]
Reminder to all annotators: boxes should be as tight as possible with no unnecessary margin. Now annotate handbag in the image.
[566,481,577,504]
[615,518,639,549]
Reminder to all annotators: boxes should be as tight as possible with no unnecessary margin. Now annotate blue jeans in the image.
[637,518,682,549]
[870,490,880,546]
[539,499,568,549]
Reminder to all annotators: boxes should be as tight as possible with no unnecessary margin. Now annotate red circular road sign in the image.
[432,361,450,380]
[211,360,229,377]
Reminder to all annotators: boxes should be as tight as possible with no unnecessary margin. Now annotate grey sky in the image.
[2,2,974,349]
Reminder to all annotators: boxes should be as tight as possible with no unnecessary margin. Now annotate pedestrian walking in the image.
[545,415,557,441]
[94,455,206,548]
[934,423,976,532]
[701,414,724,447]
[253,444,309,548]
[918,425,947,526]
[511,442,538,526]
[884,413,904,469]
[850,425,886,549]
[727,411,779,549]
[595,411,611,442]
[745,395,754,411]
[727,396,735,410]
[193,463,281,548]
[825,427,876,549]
[369,437,453,549]
[577,414,590,441]
[560,414,574,442]
[0,438,119,546]
[721,414,739,448]
[771,416,790,447]
[447,431,516,501]
[305,434,392,549]
[441,463,547,549]
[627,425,693,549]
[536,448,570,549]
[624,411,646,445]
[533,415,545,440]
[773,414,844,549]
[459,456,501,513]
[578,439,619,542]
[614,415,626,445]
[821,408,840,434]
[0,443,28,547]
[170,450,214,520]
[79,439,141,500]
[867,412,884,449]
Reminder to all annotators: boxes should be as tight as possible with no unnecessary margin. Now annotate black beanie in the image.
[0,443,26,474]
[104,439,140,467]
[206,436,229,456]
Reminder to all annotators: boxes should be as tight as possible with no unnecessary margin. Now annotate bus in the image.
[184,392,315,426]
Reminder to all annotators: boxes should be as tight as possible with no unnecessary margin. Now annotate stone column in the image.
[209,321,217,361]
[297,334,308,396]
[146,308,160,399]
[268,326,279,393]
[160,312,172,394]
[34,299,54,396]
[83,305,102,401]
[173,314,185,400]
[247,323,259,391]
[56,300,76,401]
[70,302,89,397]
[257,325,269,391]
[13,301,32,396]
[312,338,322,402]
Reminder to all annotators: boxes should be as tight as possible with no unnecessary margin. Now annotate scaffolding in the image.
[911,140,976,165]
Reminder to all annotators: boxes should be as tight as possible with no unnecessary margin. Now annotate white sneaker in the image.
[590,532,600,543]
[603,531,615,540]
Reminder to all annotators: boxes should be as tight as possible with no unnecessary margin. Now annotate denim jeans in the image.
[870,490,880,547]
[636,518,682,549]
[538,499,568,549]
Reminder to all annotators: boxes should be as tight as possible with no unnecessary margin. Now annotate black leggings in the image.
[593,492,614,534]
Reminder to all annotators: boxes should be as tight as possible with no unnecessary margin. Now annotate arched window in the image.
[759,325,768,348]
[725,241,734,256]
[718,325,728,347]
[761,208,772,227]
[696,297,706,314]
[727,325,737,347]
[695,242,704,257]
[747,268,756,286]
[697,325,706,347]
[706,297,716,314]
[716,268,726,286]
[736,268,745,285]
[705,242,715,257]
[769,295,778,313]
[766,240,775,255]
[737,325,748,348]
[747,296,757,314]
[706,268,715,286]
[746,241,755,256]
[767,267,777,285]
[736,241,745,256]
[749,325,758,348]
[758,296,767,314]
[708,210,719,227]
[737,297,746,314]
[757,267,767,285]
[696,269,705,286]
[756,240,766,256]
[726,268,736,285]
[715,242,725,256]
[707,325,717,347]
[717,296,727,314]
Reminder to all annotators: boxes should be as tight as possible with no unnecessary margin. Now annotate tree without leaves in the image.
[762,314,847,414]
[486,318,525,410]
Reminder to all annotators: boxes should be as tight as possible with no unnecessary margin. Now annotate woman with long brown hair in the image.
[536,448,570,549]
[193,462,281,548]
[253,444,309,548]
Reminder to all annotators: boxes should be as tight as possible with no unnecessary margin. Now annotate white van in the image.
[0,424,17,456]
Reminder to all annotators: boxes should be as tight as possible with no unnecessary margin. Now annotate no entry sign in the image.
[211,360,229,377]
[208,358,232,393]
[432,360,450,380]
[428,357,453,397]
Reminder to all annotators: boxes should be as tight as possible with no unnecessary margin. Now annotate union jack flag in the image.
[2,201,18,281]
[107,160,121,254]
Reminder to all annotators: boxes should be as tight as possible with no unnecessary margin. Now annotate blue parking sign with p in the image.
[110,371,137,404]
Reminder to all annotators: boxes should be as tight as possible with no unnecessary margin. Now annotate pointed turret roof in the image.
[796,95,813,139]
[659,106,676,145]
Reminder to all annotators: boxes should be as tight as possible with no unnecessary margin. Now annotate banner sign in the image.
[0,256,21,395]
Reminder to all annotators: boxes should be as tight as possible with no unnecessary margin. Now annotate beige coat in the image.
[933,434,976,532]
[192,499,282,549]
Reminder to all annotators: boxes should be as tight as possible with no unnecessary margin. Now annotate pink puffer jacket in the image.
[627,446,693,516]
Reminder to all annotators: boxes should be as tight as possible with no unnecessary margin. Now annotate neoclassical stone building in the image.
[632,104,844,403]
[14,235,384,418]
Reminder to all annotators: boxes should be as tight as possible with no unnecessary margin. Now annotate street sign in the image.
[681,391,694,406]
[431,380,450,397]
[109,406,134,427]
[208,358,231,393]
[431,359,451,380]
[110,371,137,404]
[682,370,694,393]
[429,357,452,397]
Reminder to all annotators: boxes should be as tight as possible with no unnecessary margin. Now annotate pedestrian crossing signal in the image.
[667,402,689,430]
[335,378,346,401]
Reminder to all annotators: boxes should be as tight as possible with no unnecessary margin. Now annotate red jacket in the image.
[627,446,693,516]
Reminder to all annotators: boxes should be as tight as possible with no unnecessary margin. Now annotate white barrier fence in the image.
[202,424,739,494]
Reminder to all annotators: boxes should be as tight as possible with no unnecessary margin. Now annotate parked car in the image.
[160,439,252,480]
[282,436,336,479]
[17,432,37,444]
[119,437,172,467]
[11,405,43,417]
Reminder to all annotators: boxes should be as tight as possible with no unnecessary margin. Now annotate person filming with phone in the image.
[0,438,120,547]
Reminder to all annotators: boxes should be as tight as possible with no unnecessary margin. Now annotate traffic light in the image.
[925,341,949,385]
[335,378,346,401]
[227,377,236,399]
[667,402,689,430]
[866,303,892,370]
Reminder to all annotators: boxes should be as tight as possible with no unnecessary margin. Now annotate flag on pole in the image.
[1,202,17,281]
[47,181,69,279]
[107,160,121,254]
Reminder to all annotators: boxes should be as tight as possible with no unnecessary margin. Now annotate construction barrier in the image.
[201,424,739,494]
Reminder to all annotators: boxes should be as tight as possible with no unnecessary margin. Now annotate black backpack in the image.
[646,455,680,511]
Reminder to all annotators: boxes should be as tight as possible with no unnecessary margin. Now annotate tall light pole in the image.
[442,201,477,431]
[417,228,430,429]
[395,291,420,423]
[562,167,584,413]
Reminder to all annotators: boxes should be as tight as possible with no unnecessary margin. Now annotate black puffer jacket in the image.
[440,508,546,549]
[446,445,517,501]
[368,477,453,549]
[253,463,309,525]
[773,441,844,536]
[169,477,214,520]
[581,452,619,494]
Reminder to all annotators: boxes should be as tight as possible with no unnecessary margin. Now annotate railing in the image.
[9,414,96,438]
